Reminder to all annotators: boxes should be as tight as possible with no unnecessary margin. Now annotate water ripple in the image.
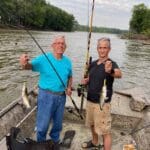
[0,30,150,110]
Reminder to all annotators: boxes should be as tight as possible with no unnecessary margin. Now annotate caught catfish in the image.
[22,82,31,109]
[99,79,107,110]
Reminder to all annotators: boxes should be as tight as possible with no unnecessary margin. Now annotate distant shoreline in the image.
[0,24,127,34]
[120,33,150,45]
[1,25,150,45]
[120,33,150,40]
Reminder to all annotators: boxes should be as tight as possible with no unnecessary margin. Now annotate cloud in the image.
[47,0,150,30]
[96,0,150,11]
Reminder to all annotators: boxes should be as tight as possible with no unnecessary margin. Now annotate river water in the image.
[0,29,150,110]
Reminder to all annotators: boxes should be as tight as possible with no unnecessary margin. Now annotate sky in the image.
[46,0,150,30]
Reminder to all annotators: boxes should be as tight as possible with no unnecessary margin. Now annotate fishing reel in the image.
[77,56,92,97]
[77,84,85,97]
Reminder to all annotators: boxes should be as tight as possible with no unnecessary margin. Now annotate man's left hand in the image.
[66,88,72,96]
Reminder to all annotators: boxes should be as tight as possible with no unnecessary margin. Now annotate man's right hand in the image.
[19,54,31,69]
[81,78,89,85]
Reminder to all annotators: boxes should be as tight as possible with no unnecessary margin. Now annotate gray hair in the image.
[97,37,111,48]
[52,35,65,44]
[51,35,66,49]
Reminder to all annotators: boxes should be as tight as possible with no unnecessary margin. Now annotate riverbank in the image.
[0,24,53,32]
[120,33,150,45]
[0,24,127,35]
[121,32,150,40]
[0,24,18,29]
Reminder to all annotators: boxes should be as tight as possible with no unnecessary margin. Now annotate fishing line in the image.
[113,122,150,148]
[130,122,150,135]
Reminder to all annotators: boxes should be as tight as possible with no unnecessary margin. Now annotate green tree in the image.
[0,0,76,31]
[142,9,150,35]
[130,3,149,34]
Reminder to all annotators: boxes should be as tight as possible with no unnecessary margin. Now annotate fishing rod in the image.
[0,5,83,120]
[130,122,150,135]
[84,0,95,78]
[77,0,95,113]
[25,28,84,120]
[116,122,150,149]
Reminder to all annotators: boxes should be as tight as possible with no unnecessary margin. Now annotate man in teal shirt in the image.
[20,36,72,145]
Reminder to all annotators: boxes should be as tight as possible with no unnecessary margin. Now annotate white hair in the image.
[52,35,65,44]
[97,37,111,48]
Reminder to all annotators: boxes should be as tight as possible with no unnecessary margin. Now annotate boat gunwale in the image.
[0,89,36,118]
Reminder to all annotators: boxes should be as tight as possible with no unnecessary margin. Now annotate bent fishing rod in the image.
[14,26,83,119]
[25,29,84,120]
[0,5,84,119]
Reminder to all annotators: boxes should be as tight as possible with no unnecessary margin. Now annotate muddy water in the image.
[0,29,150,110]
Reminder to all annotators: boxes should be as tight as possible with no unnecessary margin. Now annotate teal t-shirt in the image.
[31,52,72,92]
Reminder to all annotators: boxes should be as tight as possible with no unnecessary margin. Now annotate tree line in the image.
[0,0,76,31]
[0,0,127,34]
[77,25,127,34]
[130,3,150,37]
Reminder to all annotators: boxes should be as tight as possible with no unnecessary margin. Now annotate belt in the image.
[46,89,65,96]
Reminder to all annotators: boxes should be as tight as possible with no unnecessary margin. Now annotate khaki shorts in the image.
[85,101,111,135]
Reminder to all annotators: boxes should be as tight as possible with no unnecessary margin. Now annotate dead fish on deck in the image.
[22,82,31,109]
[99,79,107,110]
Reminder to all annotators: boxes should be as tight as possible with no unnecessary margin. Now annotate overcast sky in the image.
[46,0,150,30]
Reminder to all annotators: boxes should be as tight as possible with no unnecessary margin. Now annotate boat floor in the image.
[0,90,141,149]
[1,120,134,150]
[59,121,134,150]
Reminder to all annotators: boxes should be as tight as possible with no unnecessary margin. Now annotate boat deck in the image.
[0,121,134,150]
[59,121,134,150]
[0,91,141,149]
